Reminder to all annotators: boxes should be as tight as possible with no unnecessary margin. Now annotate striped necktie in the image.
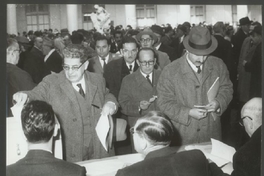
[77,84,85,97]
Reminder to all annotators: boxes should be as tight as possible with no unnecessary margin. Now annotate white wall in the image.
[205,5,233,25]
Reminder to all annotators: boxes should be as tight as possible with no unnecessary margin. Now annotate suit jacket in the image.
[6,63,36,117]
[116,148,211,176]
[87,53,120,75]
[157,54,233,145]
[45,49,63,73]
[118,69,161,126]
[104,57,139,99]
[25,71,118,162]
[23,47,51,84]
[7,150,86,176]
[158,43,178,62]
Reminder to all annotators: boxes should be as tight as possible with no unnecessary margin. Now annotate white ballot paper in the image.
[185,138,236,167]
[95,113,110,151]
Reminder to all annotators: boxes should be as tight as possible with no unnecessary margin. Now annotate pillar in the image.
[66,5,78,34]
[125,5,137,29]
[7,4,17,35]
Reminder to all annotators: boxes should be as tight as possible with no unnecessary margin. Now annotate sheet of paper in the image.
[211,138,236,163]
[95,113,110,151]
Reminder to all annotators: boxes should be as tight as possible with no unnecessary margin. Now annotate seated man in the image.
[116,111,212,176]
[210,97,262,176]
[7,100,86,176]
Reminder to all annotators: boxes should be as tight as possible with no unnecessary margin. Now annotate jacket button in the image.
[197,128,200,132]
[73,118,77,122]
[195,85,200,89]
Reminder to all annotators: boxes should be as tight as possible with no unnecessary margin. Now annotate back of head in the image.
[71,32,84,44]
[213,21,225,34]
[21,100,55,143]
[135,111,174,146]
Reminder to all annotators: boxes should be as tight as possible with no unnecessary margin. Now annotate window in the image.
[232,5,237,26]
[25,4,50,31]
[190,5,205,25]
[136,4,156,28]
[82,4,105,30]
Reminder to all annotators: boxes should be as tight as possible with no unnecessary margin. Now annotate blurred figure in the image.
[7,100,86,176]
[6,38,36,117]
[116,111,213,176]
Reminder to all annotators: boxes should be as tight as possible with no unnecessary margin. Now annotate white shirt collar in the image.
[140,70,153,82]
[186,53,203,73]
[155,42,162,50]
[99,54,110,67]
[72,76,86,94]
[125,61,135,73]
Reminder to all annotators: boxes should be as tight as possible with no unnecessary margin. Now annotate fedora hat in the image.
[150,25,164,36]
[183,26,218,56]
[136,28,158,43]
[239,17,252,26]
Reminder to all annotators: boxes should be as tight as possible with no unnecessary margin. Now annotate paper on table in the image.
[211,138,236,163]
[185,138,236,167]
[95,113,110,151]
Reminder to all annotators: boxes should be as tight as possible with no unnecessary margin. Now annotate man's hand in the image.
[189,108,208,120]
[101,101,116,116]
[139,100,151,110]
[205,100,220,113]
[13,92,28,106]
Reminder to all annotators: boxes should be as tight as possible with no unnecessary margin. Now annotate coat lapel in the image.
[95,56,104,73]
[181,55,200,85]
[135,69,153,91]
[201,57,214,85]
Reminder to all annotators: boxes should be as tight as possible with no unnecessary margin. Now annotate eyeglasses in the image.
[140,38,152,43]
[62,61,86,71]
[239,116,253,126]
[138,60,155,66]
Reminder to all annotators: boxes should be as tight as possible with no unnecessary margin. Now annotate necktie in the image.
[102,57,106,70]
[129,65,133,73]
[146,75,152,86]
[77,84,85,97]
[196,66,201,74]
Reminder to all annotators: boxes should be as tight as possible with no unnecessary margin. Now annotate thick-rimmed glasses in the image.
[239,116,253,126]
[62,60,86,71]
[140,38,152,43]
[138,60,155,66]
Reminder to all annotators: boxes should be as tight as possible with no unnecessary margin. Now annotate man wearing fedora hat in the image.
[231,17,252,98]
[136,28,171,70]
[157,26,233,145]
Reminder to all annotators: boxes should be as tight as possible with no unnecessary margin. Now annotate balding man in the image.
[23,36,51,84]
[210,97,262,176]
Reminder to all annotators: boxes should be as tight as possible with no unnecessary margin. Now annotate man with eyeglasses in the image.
[6,38,36,117]
[209,97,261,176]
[13,44,118,163]
[136,28,170,70]
[119,47,161,152]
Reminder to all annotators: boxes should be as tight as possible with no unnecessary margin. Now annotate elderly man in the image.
[210,97,262,176]
[136,28,170,70]
[6,38,36,117]
[157,26,233,145]
[13,44,118,162]
[116,111,212,176]
[7,100,86,176]
[23,36,51,84]
[88,34,120,74]
[119,48,161,152]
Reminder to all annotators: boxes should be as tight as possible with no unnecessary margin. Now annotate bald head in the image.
[241,97,262,137]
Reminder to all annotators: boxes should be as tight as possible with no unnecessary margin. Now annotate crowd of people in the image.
[6,16,262,176]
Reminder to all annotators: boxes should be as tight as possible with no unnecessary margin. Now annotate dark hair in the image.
[114,30,123,37]
[62,44,88,63]
[135,111,174,146]
[121,36,138,48]
[21,100,55,143]
[71,32,84,44]
[95,34,111,46]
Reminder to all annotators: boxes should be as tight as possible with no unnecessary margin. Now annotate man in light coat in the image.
[157,26,233,145]
[13,44,118,163]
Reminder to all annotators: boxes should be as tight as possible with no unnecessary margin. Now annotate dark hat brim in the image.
[183,35,218,56]
[136,31,158,44]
